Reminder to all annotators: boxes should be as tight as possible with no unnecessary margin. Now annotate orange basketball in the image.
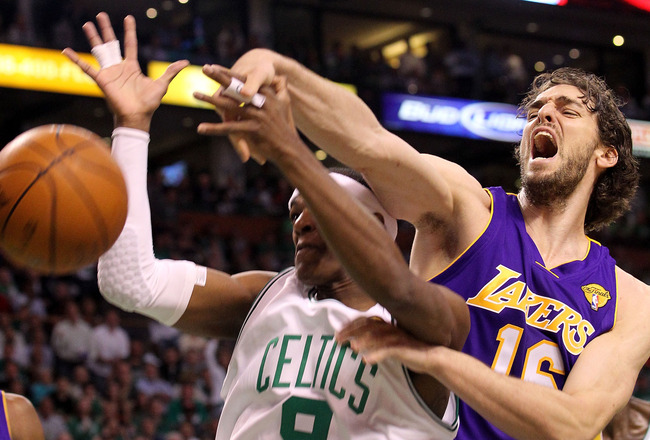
[0,124,128,275]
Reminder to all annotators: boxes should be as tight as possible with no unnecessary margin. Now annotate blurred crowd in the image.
[2,0,650,438]
[1,0,649,117]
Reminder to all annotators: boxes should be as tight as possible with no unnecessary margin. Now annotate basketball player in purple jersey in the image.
[199,48,650,439]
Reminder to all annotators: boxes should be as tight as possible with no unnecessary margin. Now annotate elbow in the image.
[385,280,458,347]
[525,415,602,440]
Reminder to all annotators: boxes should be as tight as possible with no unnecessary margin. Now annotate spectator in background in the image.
[443,29,480,98]
[28,367,55,407]
[159,345,182,384]
[134,353,175,401]
[67,396,101,440]
[28,326,55,374]
[0,266,26,312]
[127,339,149,382]
[86,309,130,390]
[50,375,76,416]
[160,380,208,435]
[38,396,69,440]
[51,301,93,377]
[397,39,427,93]
[111,360,136,402]
[0,359,26,392]
[203,339,234,418]
[0,314,29,369]
[68,365,91,401]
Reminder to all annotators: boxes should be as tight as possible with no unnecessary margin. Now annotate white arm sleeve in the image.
[97,127,207,326]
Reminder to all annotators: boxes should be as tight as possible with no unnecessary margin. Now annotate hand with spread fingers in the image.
[194,74,300,165]
[62,12,188,131]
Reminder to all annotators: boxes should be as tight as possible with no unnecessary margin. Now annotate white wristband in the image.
[91,40,122,69]
[222,77,266,108]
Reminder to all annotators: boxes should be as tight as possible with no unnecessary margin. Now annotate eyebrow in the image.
[528,95,585,111]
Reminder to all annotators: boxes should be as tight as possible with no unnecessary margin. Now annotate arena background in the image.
[0,1,649,439]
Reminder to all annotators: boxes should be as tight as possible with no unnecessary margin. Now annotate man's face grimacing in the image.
[289,194,347,287]
[518,84,605,206]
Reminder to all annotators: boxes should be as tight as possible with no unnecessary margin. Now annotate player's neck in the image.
[313,279,376,311]
[518,192,591,267]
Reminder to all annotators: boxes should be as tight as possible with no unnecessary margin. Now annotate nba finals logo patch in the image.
[582,284,611,311]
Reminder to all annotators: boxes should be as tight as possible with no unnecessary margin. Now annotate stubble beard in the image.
[519,147,592,208]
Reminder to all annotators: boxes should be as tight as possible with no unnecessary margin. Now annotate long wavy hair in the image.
[517,67,639,232]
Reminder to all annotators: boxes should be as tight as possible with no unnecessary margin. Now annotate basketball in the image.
[0,124,128,275]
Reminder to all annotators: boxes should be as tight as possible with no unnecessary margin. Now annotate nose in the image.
[293,208,316,235]
[536,102,556,123]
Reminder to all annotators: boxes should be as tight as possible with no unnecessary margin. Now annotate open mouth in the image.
[532,131,558,159]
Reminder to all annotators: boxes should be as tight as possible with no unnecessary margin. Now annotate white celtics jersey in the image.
[216,268,459,440]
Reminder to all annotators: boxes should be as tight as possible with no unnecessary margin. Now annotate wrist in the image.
[114,113,152,132]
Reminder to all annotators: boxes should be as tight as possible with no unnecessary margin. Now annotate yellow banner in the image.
[149,60,357,108]
[149,61,220,109]
[0,43,101,96]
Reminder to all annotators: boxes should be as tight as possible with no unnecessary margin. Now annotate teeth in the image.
[535,132,553,141]
[532,131,557,159]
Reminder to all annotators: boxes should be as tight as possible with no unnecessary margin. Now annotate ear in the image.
[596,145,618,169]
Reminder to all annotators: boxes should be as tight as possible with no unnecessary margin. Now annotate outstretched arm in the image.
[198,55,491,280]
[195,77,469,350]
[64,13,272,338]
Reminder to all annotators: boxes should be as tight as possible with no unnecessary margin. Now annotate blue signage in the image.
[382,93,527,143]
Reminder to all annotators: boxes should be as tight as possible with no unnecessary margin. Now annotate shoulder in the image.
[4,393,44,440]
[615,267,650,304]
[612,266,650,331]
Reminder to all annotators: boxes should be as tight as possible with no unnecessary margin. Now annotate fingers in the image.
[82,21,103,48]
[96,12,117,43]
[336,317,385,342]
[197,120,261,136]
[232,137,251,162]
[337,317,413,356]
[158,60,190,86]
[201,65,268,105]
[123,15,138,60]
[193,91,244,112]
[62,48,98,79]
[239,69,272,99]
[249,149,268,165]
[202,65,239,89]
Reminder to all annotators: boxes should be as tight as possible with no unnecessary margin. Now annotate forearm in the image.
[426,346,616,440]
[97,129,203,326]
[254,49,393,170]
[274,142,460,346]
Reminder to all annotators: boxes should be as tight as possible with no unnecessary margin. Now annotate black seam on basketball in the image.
[0,161,53,237]
[72,142,125,185]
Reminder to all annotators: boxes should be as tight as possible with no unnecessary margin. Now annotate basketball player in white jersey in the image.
[63,13,470,439]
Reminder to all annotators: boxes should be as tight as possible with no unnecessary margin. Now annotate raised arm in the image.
[195,77,469,350]
[63,13,273,339]
[200,55,491,279]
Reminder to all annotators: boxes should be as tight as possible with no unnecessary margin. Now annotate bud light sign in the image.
[382,93,527,143]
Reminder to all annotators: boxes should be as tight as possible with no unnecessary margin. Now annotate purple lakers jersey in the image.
[431,187,617,440]
[0,391,12,440]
